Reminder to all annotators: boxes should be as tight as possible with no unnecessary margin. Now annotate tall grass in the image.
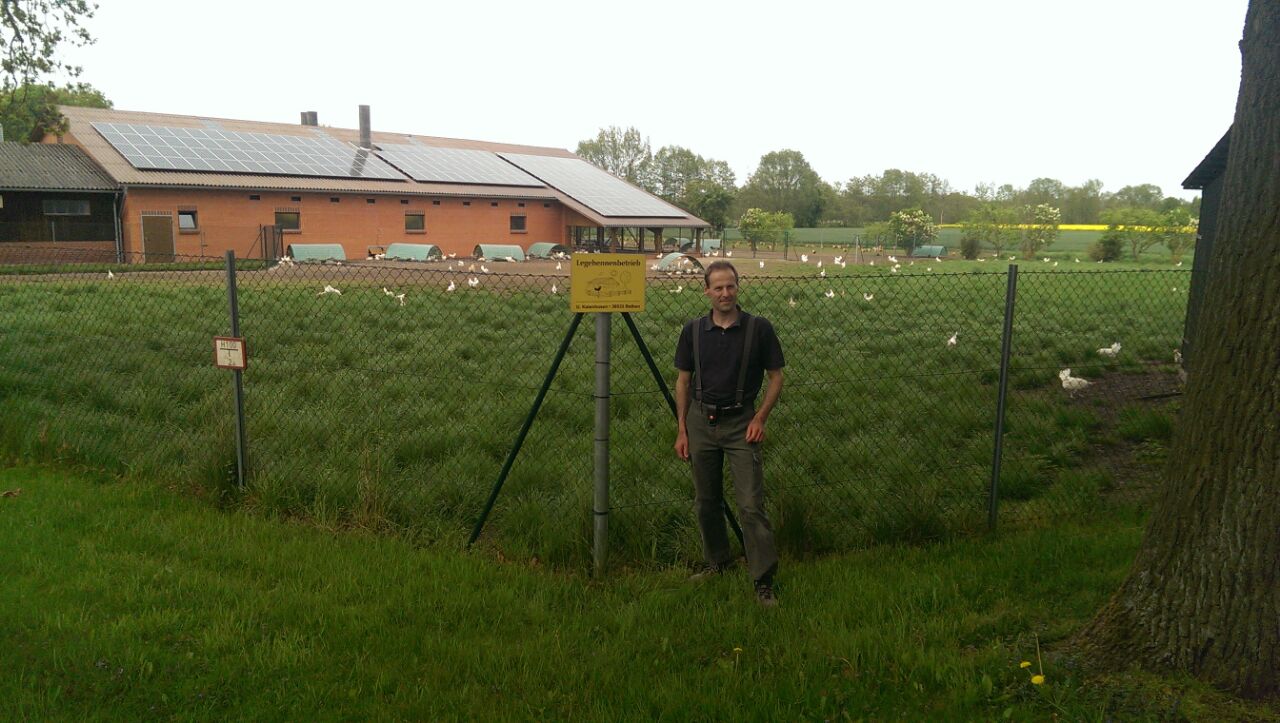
[3,464,1269,721]
[0,263,1189,566]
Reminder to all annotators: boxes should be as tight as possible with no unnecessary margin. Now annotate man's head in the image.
[703,260,739,314]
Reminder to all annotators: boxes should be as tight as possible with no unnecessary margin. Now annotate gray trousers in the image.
[686,403,779,583]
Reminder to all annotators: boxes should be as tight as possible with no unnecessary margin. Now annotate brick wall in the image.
[120,188,568,260]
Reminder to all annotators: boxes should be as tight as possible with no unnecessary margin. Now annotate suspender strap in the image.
[735,315,757,406]
[692,318,703,402]
[691,313,757,405]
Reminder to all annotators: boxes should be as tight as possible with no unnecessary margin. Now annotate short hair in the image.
[703,260,738,287]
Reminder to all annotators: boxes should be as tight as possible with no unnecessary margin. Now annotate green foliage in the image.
[574,126,655,189]
[0,81,112,142]
[0,0,100,143]
[1088,231,1124,262]
[682,179,735,233]
[1156,208,1197,263]
[887,208,937,254]
[961,202,1020,257]
[737,149,829,226]
[1100,206,1164,260]
[650,145,735,203]
[0,0,95,91]
[959,233,982,260]
[1019,204,1061,257]
[737,207,794,250]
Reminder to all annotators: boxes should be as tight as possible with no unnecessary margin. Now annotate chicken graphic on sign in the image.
[586,270,633,298]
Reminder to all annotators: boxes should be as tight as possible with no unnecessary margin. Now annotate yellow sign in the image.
[570,254,646,312]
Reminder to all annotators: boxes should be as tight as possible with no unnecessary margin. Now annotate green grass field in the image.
[0,263,1192,569]
[4,464,1273,720]
[720,228,1188,265]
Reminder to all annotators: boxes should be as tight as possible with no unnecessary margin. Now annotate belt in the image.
[697,400,747,423]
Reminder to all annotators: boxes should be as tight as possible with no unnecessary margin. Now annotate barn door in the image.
[141,213,174,263]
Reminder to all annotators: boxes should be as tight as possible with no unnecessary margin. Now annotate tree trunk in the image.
[1075,0,1279,698]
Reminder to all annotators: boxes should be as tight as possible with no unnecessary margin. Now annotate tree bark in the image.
[1074,0,1279,699]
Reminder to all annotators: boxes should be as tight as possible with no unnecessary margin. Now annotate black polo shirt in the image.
[675,308,785,406]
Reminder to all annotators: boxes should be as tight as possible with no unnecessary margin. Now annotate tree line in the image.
[574,126,1201,233]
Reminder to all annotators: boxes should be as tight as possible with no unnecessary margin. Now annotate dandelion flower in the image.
[1019,661,1031,669]
[1031,674,1045,685]
[733,647,743,653]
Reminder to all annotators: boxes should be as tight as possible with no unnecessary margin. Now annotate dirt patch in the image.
[1069,367,1183,499]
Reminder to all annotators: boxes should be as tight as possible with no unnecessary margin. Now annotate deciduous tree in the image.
[575,126,654,190]
[737,150,829,227]
[1019,203,1060,257]
[1074,0,1279,698]
[887,208,936,256]
[0,0,99,142]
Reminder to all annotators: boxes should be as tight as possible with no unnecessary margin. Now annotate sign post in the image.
[571,254,645,576]
[222,250,249,488]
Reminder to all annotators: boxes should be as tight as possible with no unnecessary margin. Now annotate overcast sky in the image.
[63,0,1248,200]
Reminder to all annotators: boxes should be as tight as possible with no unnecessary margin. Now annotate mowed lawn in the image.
[2,465,1271,721]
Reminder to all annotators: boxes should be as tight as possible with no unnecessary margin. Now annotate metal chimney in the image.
[300,111,318,126]
[358,105,371,149]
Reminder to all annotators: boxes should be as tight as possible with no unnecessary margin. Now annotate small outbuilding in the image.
[525,242,570,259]
[474,243,525,261]
[1180,127,1230,367]
[286,243,347,262]
[384,242,442,261]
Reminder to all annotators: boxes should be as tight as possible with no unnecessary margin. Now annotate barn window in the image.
[177,210,199,231]
[405,213,425,232]
[41,199,90,216]
[510,215,527,233]
[275,211,301,232]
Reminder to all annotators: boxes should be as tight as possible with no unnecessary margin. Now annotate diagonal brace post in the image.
[468,312,584,547]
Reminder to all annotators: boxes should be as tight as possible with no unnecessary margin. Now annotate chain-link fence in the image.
[0,249,1191,568]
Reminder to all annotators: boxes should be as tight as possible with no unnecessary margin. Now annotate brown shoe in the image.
[755,581,779,607]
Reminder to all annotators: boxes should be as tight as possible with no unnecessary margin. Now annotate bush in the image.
[1089,231,1124,262]
[959,234,981,260]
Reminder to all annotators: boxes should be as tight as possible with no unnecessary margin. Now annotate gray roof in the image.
[0,142,118,192]
[54,106,708,227]
[1183,128,1231,190]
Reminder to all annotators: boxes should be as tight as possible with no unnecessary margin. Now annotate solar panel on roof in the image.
[499,153,687,217]
[376,144,543,187]
[92,122,405,180]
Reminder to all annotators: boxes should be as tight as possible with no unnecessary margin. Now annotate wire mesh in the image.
[0,248,1193,568]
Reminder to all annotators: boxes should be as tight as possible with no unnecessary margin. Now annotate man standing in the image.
[674,260,785,607]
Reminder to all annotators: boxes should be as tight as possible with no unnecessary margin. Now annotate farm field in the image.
[4,463,1272,721]
[720,227,1191,265]
[0,259,1192,568]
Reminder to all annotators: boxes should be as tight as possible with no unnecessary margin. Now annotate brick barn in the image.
[31,105,707,263]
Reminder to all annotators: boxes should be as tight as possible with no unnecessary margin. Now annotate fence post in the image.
[988,264,1018,530]
[224,250,248,488]
[593,312,611,576]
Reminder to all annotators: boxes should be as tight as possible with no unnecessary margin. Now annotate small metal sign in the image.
[570,254,646,312]
[214,336,248,370]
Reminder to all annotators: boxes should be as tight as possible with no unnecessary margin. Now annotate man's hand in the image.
[674,429,690,460]
[746,416,767,444]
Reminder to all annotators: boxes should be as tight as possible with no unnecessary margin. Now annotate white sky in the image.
[63,0,1248,201]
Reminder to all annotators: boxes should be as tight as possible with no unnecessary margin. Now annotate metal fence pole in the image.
[988,264,1018,530]
[593,312,611,576]
[224,250,248,488]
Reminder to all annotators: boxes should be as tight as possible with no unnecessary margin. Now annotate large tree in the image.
[649,145,735,204]
[1,80,110,141]
[1074,0,1278,698]
[0,0,98,141]
[575,126,655,190]
[737,149,830,227]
